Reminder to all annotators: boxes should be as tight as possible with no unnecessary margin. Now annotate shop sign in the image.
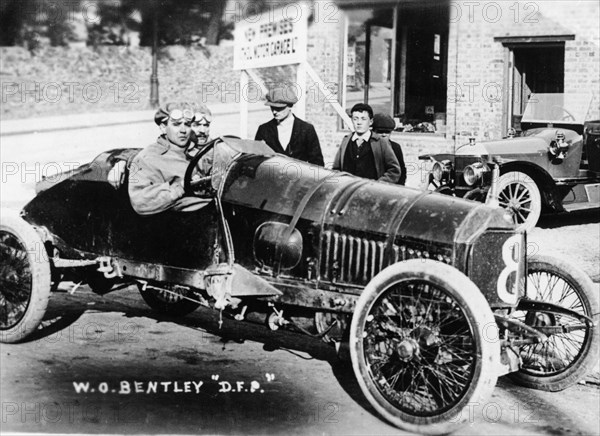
[233,4,308,70]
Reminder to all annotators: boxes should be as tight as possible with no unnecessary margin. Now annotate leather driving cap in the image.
[194,103,212,123]
[265,85,299,108]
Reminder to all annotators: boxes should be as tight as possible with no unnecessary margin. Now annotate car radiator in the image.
[320,230,452,285]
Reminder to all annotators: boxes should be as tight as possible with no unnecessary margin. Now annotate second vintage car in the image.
[421,93,600,231]
[1,137,598,435]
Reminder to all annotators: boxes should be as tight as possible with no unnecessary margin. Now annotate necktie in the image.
[356,138,364,147]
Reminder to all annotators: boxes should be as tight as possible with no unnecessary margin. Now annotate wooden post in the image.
[296,62,307,119]
[240,70,249,139]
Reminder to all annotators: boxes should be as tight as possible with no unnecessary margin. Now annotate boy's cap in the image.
[372,113,396,133]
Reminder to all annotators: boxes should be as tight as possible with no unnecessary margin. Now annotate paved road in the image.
[1,123,599,435]
[1,285,599,435]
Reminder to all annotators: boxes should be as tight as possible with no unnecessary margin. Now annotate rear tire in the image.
[508,255,599,391]
[350,260,499,435]
[1,215,51,343]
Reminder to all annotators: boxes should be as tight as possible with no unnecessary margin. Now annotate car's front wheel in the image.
[0,214,51,343]
[508,255,599,391]
[350,260,499,435]
[490,171,542,232]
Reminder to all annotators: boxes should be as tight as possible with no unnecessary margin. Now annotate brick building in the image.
[301,0,599,175]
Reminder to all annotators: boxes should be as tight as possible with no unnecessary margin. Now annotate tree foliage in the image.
[0,0,240,48]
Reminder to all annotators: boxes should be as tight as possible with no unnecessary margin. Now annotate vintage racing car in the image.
[1,137,598,434]
[421,93,600,231]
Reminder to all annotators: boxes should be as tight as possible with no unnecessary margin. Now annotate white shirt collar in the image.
[351,130,372,142]
[277,113,295,127]
[276,114,295,149]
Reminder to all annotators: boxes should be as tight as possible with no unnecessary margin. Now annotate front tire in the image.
[350,260,499,435]
[0,215,51,343]
[509,255,599,391]
[491,171,542,232]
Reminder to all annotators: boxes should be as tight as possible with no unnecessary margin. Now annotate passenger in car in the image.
[372,113,407,185]
[128,102,212,215]
[190,103,213,148]
[189,103,239,192]
[255,85,324,166]
[186,103,215,178]
[333,103,400,184]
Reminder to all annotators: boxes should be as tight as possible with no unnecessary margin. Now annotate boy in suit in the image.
[333,103,400,184]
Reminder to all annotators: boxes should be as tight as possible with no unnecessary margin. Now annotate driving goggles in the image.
[168,108,194,122]
[193,113,212,124]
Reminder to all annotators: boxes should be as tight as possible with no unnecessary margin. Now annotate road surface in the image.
[1,120,599,435]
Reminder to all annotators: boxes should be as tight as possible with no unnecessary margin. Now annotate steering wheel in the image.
[183,138,220,196]
[550,105,576,122]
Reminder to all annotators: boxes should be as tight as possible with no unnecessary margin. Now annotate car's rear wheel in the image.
[350,260,499,435]
[0,215,51,343]
[508,255,599,391]
[491,171,541,232]
[138,283,200,316]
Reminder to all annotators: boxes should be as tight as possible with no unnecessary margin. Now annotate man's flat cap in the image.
[372,113,397,133]
[265,85,299,108]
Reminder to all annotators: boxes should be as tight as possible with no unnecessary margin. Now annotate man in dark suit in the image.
[333,103,400,184]
[255,85,324,166]
[373,113,407,185]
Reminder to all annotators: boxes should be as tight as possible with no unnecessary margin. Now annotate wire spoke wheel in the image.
[0,215,51,343]
[0,232,32,329]
[492,171,541,232]
[363,283,476,415]
[509,255,599,391]
[350,260,498,435]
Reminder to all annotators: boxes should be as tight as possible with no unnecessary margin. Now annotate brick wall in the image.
[0,44,241,120]
[306,7,346,162]
[447,0,600,142]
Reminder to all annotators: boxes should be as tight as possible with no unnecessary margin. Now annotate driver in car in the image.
[128,102,213,215]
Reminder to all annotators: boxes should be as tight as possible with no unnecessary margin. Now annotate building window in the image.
[343,8,396,118]
[341,2,450,134]
[395,2,449,133]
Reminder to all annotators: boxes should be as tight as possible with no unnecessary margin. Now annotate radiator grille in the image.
[320,230,451,285]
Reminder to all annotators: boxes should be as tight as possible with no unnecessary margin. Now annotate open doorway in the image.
[508,43,565,130]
